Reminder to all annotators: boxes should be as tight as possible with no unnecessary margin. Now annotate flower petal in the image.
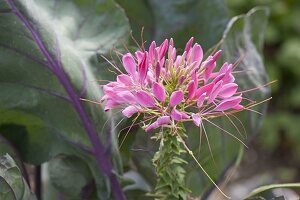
[122,53,136,75]
[170,90,184,107]
[219,83,238,98]
[187,80,196,99]
[197,93,206,107]
[145,122,159,132]
[212,50,222,61]
[136,90,156,107]
[171,108,182,121]
[181,112,190,119]
[157,116,171,125]
[233,105,244,110]
[190,44,203,68]
[203,59,216,81]
[138,52,148,82]
[104,100,119,112]
[192,113,201,127]
[171,108,189,121]
[155,62,161,81]
[184,37,194,53]
[158,39,168,60]
[117,74,132,85]
[135,51,144,63]
[153,82,166,102]
[219,62,231,74]
[214,96,242,111]
[208,81,223,104]
[195,82,214,99]
[122,106,139,118]
[148,41,156,63]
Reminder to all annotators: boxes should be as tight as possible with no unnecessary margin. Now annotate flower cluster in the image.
[101,38,243,132]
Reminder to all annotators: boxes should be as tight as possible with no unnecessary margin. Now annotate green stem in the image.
[152,129,190,200]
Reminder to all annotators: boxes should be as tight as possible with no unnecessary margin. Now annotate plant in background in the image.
[101,37,258,199]
[1,0,285,199]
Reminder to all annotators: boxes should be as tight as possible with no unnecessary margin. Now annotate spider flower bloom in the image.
[101,37,244,132]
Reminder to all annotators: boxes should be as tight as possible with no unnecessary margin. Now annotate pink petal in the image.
[208,80,223,103]
[158,39,168,60]
[203,59,216,81]
[192,113,201,127]
[153,82,166,102]
[174,55,183,68]
[122,106,139,118]
[117,74,132,85]
[219,83,238,98]
[184,37,194,53]
[169,38,174,47]
[170,90,184,107]
[157,116,171,125]
[213,73,225,83]
[212,50,222,61]
[117,91,136,103]
[138,52,148,83]
[100,94,108,102]
[177,75,185,86]
[197,93,206,107]
[136,90,156,107]
[214,96,242,111]
[171,108,182,121]
[181,112,190,119]
[135,51,144,63]
[223,71,235,84]
[168,46,176,60]
[148,41,156,62]
[145,122,159,132]
[192,71,198,89]
[155,62,161,81]
[122,53,136,75]
[104,100,119,111]
[187,80,196,99]
[233,105,244,110]
[195,82,214,99]
[191,44,203,67]
[219,62,231,73]
[171,108,189,121]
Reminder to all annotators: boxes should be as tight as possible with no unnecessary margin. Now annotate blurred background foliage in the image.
[225,0,300,196]
[227,0,300,156]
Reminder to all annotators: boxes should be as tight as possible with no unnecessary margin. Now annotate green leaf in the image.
[48,155,93,199]
[244,183,300,199]
[123,170,151,192]
[0,134,21,167]
[0,154,36,200]
[0,0,129,165]
[117,0,228,50]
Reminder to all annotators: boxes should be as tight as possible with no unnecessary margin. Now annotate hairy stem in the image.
[152,129,190,200]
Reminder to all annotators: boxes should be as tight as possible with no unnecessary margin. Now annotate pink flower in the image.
[101,37,245,132]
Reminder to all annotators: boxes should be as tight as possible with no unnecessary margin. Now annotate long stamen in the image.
[177,134,231,199]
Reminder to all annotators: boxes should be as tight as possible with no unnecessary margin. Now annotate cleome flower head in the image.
[101,37,244,132]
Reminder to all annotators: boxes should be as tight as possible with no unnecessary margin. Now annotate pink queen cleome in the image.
[101,37,244,132]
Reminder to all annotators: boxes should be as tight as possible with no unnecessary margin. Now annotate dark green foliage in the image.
[0,154,37,200]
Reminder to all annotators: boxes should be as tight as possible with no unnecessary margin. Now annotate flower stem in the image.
[152,129,190,200]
